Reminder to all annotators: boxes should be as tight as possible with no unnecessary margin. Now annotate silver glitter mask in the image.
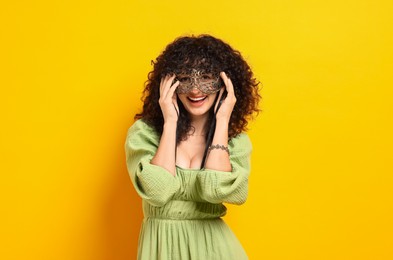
[175,69,222,94]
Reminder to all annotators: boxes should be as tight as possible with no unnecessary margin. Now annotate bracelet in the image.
[208,144,229,154]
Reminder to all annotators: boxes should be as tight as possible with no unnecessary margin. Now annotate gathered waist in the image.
[142,200,227,220]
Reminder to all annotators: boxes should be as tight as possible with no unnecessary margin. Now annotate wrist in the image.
[213,121,229,145]
[163,117,178,125]
[163,120,177,132]
[215,117,230,127]
[208,144,229,154]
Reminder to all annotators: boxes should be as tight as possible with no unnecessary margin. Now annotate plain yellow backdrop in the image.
[1,0,392,259]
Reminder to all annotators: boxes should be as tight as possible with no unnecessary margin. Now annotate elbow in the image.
[146,195,173,207]
[231,193,248,205]
[132,163,180,207]
[134,186,174,207]
[222,189,248,205]
[203,192,248,205]
[217,181,249,205]
[140,182,178,207]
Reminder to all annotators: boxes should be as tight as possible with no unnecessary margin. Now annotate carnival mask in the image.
[175,69,222,94]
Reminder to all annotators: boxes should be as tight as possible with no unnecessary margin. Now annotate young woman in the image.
[125,34,260,260]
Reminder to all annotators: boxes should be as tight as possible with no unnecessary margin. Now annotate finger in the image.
[160,74,170,97]
[160,74,173,90]
[220,72,234,94]
[167,80,179,98]
[162,74,176,98]
[172,94,179,116]
[220,71,228,83]
[220,72,236,103]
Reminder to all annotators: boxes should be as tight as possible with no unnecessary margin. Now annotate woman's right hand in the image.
[159,74,180,123]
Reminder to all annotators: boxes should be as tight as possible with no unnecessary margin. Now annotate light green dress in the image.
[125,119,252,260]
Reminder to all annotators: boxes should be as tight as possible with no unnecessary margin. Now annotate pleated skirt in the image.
[137,217,248,260]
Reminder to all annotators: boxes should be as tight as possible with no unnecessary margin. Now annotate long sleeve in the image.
[124,119,180,207]
[196,133,252,205]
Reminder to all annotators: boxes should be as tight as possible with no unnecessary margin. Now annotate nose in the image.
[189,80,201,91]
[189,86,201,94]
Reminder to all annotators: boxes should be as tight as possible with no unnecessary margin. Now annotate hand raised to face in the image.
[214,72,236,122]
[159,74,180,123]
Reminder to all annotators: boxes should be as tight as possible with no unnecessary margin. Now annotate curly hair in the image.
[134,34,261,143]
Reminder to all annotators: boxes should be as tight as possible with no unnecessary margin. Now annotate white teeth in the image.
[189,96,206,101]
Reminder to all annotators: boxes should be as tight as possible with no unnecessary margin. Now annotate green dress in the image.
[125,119,252,260]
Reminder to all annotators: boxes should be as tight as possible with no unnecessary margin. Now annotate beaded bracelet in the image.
[208,144,229,154]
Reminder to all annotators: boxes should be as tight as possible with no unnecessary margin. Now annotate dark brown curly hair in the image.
[135,34,261,143]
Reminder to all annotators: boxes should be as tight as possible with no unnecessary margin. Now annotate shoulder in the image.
[127,119,156,135]
[228,132,252,156]
[229,133,252,149]
[126,119,160,145]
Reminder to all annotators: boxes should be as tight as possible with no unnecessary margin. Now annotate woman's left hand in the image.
[214,72,236,123]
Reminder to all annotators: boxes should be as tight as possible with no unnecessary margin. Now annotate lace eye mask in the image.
[175,69,222,94]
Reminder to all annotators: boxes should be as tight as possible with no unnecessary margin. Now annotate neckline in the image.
[175,165,202,171]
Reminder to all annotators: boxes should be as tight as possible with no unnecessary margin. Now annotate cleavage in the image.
[176,139,206,169]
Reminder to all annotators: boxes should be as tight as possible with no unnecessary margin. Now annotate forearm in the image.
[151,121,177,176]
[204,118,232,172]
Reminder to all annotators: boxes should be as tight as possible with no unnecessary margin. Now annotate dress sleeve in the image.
[124,120,180,207]
[196,133,252,205]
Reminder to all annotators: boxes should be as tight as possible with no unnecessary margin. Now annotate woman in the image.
[125,34,260,260]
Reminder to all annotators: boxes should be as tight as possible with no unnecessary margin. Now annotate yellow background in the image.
[1,0,392,259]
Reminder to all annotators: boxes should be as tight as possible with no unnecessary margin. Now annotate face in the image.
[176,70,222,118]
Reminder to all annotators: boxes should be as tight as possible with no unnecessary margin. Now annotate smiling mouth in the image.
[187,96,207,103]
